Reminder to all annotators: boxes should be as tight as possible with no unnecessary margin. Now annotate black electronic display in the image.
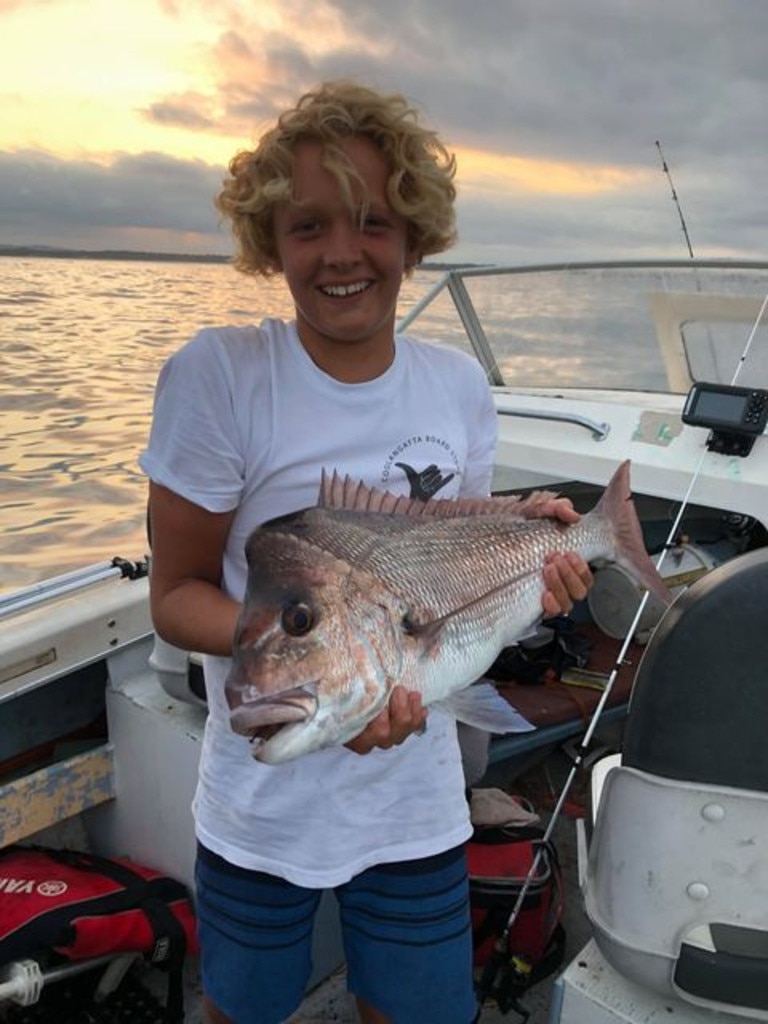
[682,382,768,435]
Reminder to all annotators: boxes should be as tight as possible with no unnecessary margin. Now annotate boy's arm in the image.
[147,481,239,656]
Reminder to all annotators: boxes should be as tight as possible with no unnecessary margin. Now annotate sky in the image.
[1,0,766,266]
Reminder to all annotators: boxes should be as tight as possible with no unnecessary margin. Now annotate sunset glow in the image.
[1,1,634,184]
[456,147,648,197]
[1,0,763,261]
[1,1,226,160]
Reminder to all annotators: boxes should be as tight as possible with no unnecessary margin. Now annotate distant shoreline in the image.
[0,245,480,271]
[0,245,230,265]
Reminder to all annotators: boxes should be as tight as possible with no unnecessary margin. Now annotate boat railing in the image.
[0,558,152,847]
[398,269,505,384]
[398,257,768,395]
[0,557,148,620]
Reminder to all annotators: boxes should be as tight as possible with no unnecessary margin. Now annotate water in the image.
[0,257,438,592]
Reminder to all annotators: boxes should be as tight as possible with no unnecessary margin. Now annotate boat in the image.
[1,258,767,1022]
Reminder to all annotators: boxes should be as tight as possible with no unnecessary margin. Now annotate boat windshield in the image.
[397,260,768,394]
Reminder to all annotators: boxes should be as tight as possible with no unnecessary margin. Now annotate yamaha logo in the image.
[37,880,68,897]
[0,878,68,897]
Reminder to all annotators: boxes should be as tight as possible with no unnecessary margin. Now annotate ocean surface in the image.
[3,255,767,594]
[0,257,451,593]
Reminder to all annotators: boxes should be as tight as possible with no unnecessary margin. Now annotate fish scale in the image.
[281,510,592,621]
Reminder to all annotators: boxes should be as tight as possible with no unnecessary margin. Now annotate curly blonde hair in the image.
[215,80,457,277]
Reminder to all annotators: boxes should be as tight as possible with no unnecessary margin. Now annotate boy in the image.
[141,80,591,1024]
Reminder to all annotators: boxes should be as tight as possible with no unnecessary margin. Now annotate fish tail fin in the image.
[597,460,672,606]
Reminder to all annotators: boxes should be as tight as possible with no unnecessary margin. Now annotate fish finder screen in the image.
[693,390,746,424]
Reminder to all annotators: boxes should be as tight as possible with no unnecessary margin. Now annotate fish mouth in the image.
[229,684,318,744]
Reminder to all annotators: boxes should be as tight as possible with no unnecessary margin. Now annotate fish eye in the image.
[281,601,314,636]
[402,613,420,636]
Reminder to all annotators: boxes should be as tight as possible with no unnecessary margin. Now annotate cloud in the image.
[0,149,229,253]
[2,0,767,261]
[138,27,320,141]
[143,95,218,132]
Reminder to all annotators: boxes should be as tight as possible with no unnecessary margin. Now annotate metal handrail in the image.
[0,558,147,619]
[498,406,610,441]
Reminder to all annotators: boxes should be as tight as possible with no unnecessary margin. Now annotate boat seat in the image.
[584,547,768,1020]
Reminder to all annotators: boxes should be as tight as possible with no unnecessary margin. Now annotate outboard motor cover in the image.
[584,547,768,1019]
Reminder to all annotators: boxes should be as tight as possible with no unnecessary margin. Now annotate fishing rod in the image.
[655,140,694,259]
[478,289,768,1011]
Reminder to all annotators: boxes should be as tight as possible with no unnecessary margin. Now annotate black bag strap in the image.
[45,848,189,1024]
[470,824,546,845]
[1,846,189,1023]
[41,847,189,906]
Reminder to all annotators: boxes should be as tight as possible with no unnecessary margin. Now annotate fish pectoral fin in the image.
[402,613,442,638]
[438,682,535,734]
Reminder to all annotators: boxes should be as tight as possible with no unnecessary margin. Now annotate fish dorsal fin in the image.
[318,470,560,519]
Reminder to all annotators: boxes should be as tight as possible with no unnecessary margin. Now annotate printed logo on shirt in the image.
[381,434,462,499]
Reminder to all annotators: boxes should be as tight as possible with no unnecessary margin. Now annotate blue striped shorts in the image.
[195,842,478,1024]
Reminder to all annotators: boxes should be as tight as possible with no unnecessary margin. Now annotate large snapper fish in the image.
[226,460,670,764]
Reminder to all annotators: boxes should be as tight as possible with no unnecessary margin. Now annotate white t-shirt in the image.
[140,317,497,887]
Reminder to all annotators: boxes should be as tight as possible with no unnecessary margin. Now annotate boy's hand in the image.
[542,550,593,616]
[345,687,427,755]
[531,498,594,616]
[531,495,581,525]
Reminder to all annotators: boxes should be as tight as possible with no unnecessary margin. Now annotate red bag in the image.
[0,845,198,1022]
[468,825,565,1013]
